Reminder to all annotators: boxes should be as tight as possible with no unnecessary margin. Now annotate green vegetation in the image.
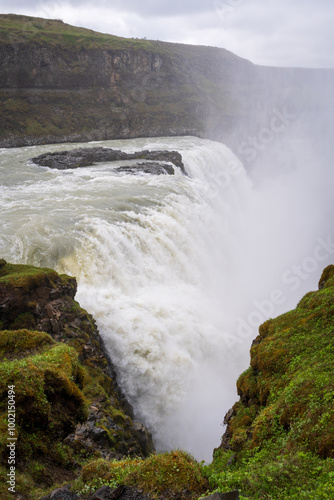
[0,14,168,52]
[76,450,208,498]
[202,265,334,499]
[0,261,59,290]
[203,447,334,499]
[0,262,152,499]
[0,331,86,499]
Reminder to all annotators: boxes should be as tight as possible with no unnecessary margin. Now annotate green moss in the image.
[239,282,334,456]
[79,451,208,499]
[204,446,334,499]
[25,117,46,135]
[318,264,334,289]
[3,98,30,112]
[237,367,260,405]
[0,261,153,498]
[0,341,86,464]
[0,14,170,54]
[111,407,127,425]
[9,312,35,330]
[43,368,88,426]
[204,267,334,498]
[0,329,54,360]
[0,262,58,291]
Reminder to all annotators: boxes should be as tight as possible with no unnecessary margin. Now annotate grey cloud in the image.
[2,0,212,17]
[1,0,333,68]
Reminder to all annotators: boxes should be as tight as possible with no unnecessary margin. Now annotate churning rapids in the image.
[1,135,333,461]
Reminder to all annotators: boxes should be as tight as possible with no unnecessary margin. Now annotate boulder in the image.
[39,485,79,500]
[88,485,125,499]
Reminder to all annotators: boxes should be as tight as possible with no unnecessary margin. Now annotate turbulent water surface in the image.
[1,135,333,461]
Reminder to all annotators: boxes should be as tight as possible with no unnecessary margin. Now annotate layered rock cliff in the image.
[0,14,248,147]
[1,13,333,161]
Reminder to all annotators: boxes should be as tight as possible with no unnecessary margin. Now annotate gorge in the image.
[1,13,334,161]
[0,12,334,500]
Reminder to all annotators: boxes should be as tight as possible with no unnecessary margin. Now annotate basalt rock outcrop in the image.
[31,147,186,175]
[0,260,154,499]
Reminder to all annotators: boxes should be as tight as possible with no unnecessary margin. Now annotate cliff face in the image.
[0,14,247,147]
[203,266,334,498]
[0,260,154,500]
[222,266,334,459]
[1,13,333,155]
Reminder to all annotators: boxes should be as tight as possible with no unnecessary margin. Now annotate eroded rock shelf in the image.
[31,147,186,175]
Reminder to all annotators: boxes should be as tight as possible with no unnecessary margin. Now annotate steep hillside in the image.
[1,13,333,156]
[0,260,153,500]
[203,265,334,498]
[0,14,250,147]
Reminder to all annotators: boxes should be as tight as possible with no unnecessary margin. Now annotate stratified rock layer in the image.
[1,13,333,154]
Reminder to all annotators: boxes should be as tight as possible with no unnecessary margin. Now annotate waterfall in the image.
[1,135,333,460]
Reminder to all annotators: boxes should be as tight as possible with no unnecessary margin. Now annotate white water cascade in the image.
[1,135,333,461]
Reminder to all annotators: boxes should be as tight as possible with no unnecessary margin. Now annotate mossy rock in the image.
[81,451,208,499]
[0,261,154,498]
[0,340,86,459]
[318,264,334,289]
[0,262,59,291]
[0,329,54,360]
[205,267,334,499]
[222,266,334,459]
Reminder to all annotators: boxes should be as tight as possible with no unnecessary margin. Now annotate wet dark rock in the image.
[41,485,152,500]
[31,147,186,174]
[39,485,79,500]
[214,407,235,453]
[64,403,127,460]
[85,485,151,500]
[88,485,125,499]
[115,486,151,500]
[115,161,175,175]
[201,491,239,500]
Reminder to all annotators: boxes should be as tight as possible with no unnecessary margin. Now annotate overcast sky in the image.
[2,0,334,68]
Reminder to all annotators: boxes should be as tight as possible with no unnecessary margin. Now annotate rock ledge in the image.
[31,147,186,175]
